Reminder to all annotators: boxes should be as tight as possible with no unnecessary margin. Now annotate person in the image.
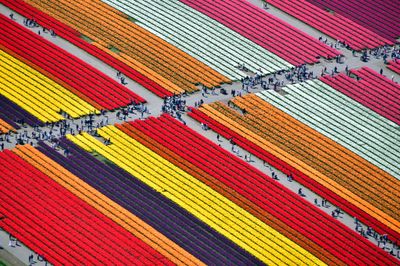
[360,228,368,238]
[314,198,320,207]
[390,247,396,256]
[321,198,326,207]
[0,143,4,151]
[37,255,45,262]
[272,172,279,180]
[355,223,362,232]
[383,53,388,64]
[298,188,305,197]
[9,234,20,247]
[8,239,15,248]
[366,227,373,236]
[217,134,220,141]
[29,254,36,265]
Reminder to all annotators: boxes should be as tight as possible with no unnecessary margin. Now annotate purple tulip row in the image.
[0,94,43,128]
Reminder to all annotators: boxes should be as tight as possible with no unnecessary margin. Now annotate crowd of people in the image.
[232,62,343,97]
[354,218,400,257]
[9,12,57,38]
[360,45,400,64]
[0,109,121,151]
[0,116,91,148]
[318,35,400,72]
[21,16,56,37]
[161,94,188,124]
[116,101,150,120]
[116,71,128,85]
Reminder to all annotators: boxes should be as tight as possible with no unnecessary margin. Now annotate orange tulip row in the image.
[0,118,16,134]
[25,0,230,92]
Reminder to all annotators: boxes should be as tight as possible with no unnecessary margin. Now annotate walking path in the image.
[1,2,399,265]
[0,229,35,266]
